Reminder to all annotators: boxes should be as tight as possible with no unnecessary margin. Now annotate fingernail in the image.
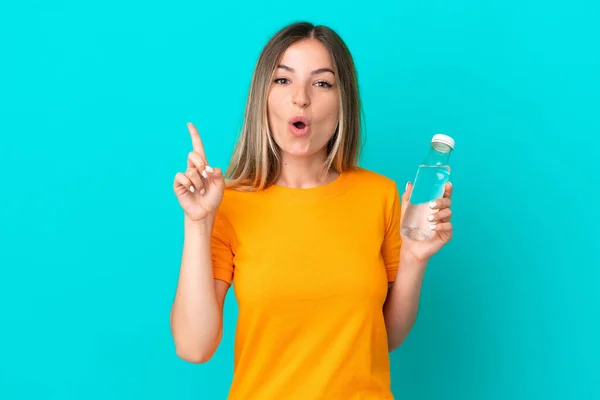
[405,181,410,191]
[429,201,437,208]
[430,224,437,230]
[205,165,214,173]
[201,170,208,179]
[427,215,435,221]
[189,186,195,193]
[200,188,206,195]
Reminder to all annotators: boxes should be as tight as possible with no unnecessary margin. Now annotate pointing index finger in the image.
[187,122,207,161]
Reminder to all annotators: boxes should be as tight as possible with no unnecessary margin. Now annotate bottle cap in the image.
[431,134,455,149]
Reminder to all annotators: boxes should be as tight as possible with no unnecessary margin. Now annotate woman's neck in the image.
[275,152,339,189]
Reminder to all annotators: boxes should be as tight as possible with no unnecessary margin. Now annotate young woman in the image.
[170,21,453,399]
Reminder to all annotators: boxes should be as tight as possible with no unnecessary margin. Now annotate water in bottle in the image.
[401,134,455,241]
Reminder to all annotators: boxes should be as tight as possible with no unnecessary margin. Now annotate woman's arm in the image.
[384,181,453,351]
[383,251,428,352]
[170,217,229,363]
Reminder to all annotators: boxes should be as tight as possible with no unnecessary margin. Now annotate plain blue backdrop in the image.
[1,0,598,399]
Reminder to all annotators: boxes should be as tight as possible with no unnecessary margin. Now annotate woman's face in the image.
[267,39,340,160]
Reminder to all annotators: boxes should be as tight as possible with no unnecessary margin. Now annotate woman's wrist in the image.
[184,215,214,234]
[399,248,429,272]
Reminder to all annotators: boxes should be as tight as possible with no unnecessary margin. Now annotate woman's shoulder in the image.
[217,181,266,215]
[346,167,400,194]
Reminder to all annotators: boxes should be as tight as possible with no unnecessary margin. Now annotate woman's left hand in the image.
[400,181,453,262]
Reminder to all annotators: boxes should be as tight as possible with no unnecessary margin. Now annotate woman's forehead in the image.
[279,40,333,70]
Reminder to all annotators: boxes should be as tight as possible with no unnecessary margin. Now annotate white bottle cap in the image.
[431,134,455,149]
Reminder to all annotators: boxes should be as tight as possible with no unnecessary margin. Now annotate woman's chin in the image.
[279,144,319,158]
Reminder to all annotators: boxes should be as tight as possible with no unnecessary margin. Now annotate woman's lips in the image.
[288,116,311,137]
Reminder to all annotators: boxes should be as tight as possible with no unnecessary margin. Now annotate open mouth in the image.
[293,121,307,129]
[289,116,310,136]
[288,115,310,137]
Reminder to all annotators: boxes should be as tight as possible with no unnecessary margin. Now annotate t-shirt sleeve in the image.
[381,181,402,282]
[211,209,235,284]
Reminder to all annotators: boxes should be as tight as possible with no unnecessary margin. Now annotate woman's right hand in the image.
[173,122,225,222]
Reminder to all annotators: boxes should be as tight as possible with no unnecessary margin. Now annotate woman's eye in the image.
[274,78,289,84]
[316,81,333,88]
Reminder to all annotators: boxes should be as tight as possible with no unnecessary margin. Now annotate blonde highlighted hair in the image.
[225,22,363,191]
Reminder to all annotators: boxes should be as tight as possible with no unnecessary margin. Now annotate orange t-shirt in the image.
[211,167,402,399]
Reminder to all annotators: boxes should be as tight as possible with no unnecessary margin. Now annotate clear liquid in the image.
[401,165,450,240]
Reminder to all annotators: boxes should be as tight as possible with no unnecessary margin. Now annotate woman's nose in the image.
[292,86,310,107]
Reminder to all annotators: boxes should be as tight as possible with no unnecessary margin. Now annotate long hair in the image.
[225,22,363,191]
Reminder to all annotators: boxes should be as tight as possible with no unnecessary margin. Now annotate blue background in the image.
[1,0,598,399]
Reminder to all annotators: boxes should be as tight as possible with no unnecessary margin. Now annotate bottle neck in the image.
[424,143,452,165]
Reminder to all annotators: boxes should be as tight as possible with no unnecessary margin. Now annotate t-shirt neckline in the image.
[264,169,354,201]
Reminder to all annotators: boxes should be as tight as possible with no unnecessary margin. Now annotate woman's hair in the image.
[225,21,363,191]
